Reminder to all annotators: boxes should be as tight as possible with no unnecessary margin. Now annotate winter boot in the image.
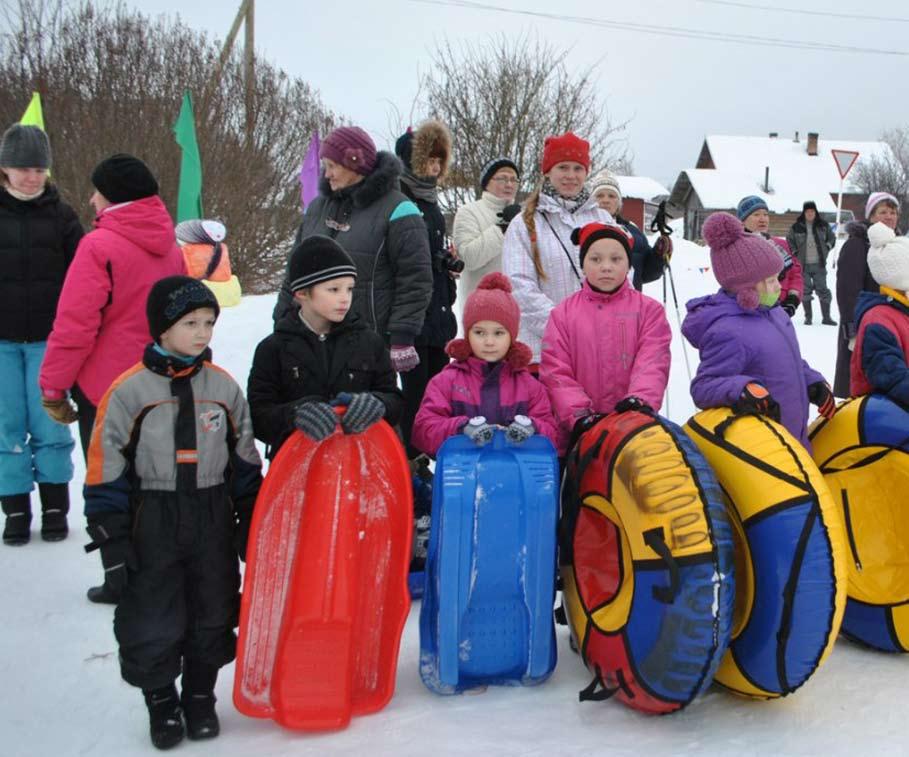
[143,684,184,750]
[86,579,121,605]
[2,493,31,546]
[409,455,433,574]
[803,299,813,326]
[38,483,69,542]
[181,661,220,741]
[821,301,837,326]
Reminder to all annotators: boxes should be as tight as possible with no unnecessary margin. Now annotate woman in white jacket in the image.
[502,132,613,366]
[452,157,521,297]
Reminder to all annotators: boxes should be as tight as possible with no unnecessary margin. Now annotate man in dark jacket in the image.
[786,201,836,325]
[273,126,432,375]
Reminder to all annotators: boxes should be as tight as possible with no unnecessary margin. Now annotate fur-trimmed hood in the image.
[445,337,533,370]
[317,151,404,209]
[397,119,452,182]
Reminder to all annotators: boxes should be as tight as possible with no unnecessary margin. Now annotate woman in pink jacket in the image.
[39,153,185,604]
[541,222,671,455]
[412,272,558,457]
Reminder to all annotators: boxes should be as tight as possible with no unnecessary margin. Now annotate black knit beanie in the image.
[91,153,159,203]
[289,235,358,292]
[147,276,220,342]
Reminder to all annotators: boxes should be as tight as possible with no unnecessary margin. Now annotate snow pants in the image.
[0,340,74,497]
[115,486,240,691]
[802,263,832,308]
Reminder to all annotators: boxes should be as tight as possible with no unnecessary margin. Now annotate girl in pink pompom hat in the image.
[411,272,558,457]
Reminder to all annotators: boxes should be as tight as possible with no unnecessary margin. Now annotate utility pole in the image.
[210,0,255,144]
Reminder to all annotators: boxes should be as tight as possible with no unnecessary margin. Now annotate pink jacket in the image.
[541,279,672,454]
[773,236,804,301]
[40,196,185,405]
[411,339,559,457]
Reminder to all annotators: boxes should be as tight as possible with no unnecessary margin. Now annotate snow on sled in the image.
[233,419,412,731]
[419,430,559,694]
[810,394,909,652]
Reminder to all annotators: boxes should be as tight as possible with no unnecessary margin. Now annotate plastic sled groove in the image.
[809,394,909,652]
[419,430,559,694]
[561,411,735,715]
[233,420,412,730]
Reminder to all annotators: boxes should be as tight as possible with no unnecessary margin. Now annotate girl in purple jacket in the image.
[682,212,834,450]
[411,272,558,456]
[540,223,672,455]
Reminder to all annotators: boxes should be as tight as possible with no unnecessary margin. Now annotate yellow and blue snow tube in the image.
[810,394,909,652]
[684,408,846,698]
[560,411,735,714]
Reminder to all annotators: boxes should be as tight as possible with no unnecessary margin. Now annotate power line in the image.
[412,0,909,56]
[696,0,909,25]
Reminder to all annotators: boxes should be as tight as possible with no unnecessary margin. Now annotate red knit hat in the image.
[570,222,634,266]
[462,272,520,340]
[541,132,591,174]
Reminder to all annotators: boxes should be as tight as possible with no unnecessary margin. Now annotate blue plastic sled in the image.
[419,430,559,694]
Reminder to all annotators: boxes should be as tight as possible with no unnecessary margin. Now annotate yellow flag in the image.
[19,92,45,130]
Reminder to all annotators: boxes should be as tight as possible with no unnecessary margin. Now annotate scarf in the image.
[401,170,439,204]
[541,178,589,214]
[4,185,44,202]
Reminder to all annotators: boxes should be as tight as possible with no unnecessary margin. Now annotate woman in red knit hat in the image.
[501,132,614,369]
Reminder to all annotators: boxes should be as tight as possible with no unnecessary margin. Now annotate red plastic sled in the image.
[233,418,412,731]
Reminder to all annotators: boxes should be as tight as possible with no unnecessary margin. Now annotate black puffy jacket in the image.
[273,152,432,346]
[0,185,83,341]
[248,309,404,457]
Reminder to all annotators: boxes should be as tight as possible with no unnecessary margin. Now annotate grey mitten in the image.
[505,414,535,444]
[340,393,385,434]
[463,416,495,445]
[293,401,337,441]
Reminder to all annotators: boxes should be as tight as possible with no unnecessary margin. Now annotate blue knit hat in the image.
[736,195,769,222]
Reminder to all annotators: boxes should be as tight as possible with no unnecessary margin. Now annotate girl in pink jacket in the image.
[541,223,672,455]
[412,272,558,456]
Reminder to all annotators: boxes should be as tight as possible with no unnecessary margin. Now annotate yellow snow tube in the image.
[684,408,846,698]
[203,276,242,308]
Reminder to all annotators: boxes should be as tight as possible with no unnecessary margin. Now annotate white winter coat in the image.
[452,191,509,297]
[502,192,613,361]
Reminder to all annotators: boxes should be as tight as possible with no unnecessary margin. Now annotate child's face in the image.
[295,276,355,324]
[468,320,511,363]
[159,307,217,358]
[755,275,781,302]
[583,239,629,291]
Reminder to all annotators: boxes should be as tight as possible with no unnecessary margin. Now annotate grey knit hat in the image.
[0,125,51,169]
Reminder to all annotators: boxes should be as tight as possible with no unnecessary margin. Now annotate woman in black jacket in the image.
[0,124,82,545]
[394,120,458,458]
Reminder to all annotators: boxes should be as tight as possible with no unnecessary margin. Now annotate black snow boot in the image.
[2,493,31,546]
[86,579,121,605]
[143,684,184,750]
[38,483,69,541]
[181,661,220,741]
[803,299,813,325]
[821,301,837,326]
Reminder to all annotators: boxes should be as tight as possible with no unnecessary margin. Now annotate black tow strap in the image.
[643,527,681,604]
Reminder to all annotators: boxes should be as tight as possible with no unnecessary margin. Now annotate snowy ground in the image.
[5,240,908,756]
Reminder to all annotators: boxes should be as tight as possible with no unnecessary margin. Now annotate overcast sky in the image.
[124,0,908,188]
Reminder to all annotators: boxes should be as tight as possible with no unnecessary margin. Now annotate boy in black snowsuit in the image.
[248,235,403,452]
[84,276,262,750]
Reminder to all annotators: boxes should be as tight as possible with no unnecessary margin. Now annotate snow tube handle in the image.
[643,527,681,604]
[578,666,633,703]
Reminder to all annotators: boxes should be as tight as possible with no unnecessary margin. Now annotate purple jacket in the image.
[682,290,825,449]
[411,339,558,457]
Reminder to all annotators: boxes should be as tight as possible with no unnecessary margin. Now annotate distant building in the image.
[669,132,894,240]
[613,175,670,231]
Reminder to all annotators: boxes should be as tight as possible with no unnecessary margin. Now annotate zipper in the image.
[132,497,145,538]
[22,213,31,339]
[620,321,629,369]
[370,241,385,333]
[767,311,806,416]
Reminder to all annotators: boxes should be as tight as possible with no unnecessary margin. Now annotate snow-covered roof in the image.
[682,134,893,214]
[612,175,669,202]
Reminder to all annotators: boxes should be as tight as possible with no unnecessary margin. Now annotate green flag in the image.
[20,92,45,129]
[173,90,203,222]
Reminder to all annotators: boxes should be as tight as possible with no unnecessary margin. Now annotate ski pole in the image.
[666,263,693,383]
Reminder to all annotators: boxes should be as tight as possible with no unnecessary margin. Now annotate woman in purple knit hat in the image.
[682,212,835,450]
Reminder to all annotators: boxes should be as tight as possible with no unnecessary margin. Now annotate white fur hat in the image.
[868,221,909,292]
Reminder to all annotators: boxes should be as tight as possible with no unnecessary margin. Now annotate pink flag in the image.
[299,131,321,210]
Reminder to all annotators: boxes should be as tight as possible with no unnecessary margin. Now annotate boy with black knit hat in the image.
[248,235,403,456]
[85,275,262,749]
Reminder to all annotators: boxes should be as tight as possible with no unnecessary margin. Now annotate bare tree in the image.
[0,0,338,293]
[853,126,909,228]
[420,34,631,214]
